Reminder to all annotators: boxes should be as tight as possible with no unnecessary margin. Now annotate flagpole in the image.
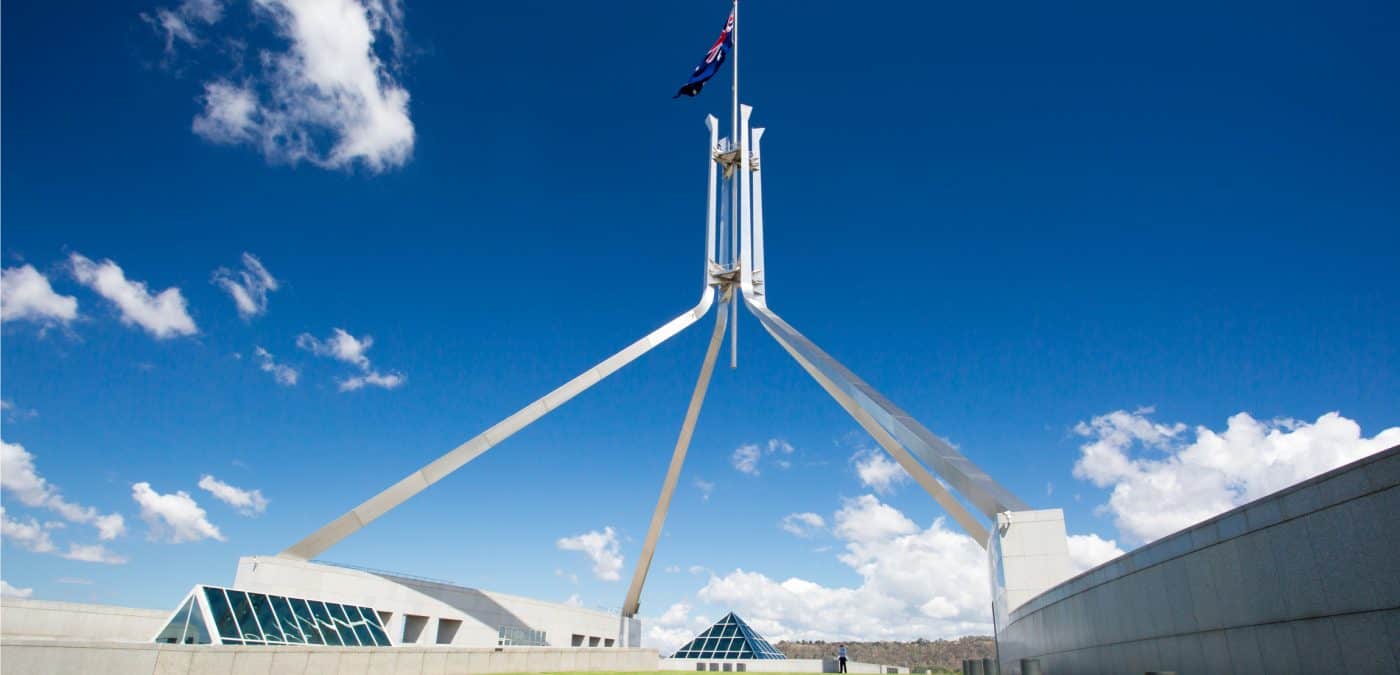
[729,0,740,367]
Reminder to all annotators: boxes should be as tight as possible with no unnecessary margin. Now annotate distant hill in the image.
[774,637,995,672]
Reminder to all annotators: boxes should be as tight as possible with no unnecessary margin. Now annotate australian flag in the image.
[674,9,734,98]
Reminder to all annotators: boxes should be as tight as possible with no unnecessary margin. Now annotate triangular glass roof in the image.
[670,612,785,659]
[153,585,392,647]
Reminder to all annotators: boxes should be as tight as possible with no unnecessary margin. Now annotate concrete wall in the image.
[987,509,1073,632]
[660,658,907,673]
[0,597,167,642]
[997,444,1400,675]
[235,556,626,649]
[0,639,658,675]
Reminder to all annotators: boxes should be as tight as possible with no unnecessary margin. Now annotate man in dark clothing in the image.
[838,645,848,673]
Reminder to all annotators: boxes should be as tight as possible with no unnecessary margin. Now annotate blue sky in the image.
[2,0,1398,647]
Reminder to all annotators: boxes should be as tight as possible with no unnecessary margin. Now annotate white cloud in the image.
[56,577,95,585]
[731,439,797,476]
[732,444,761,475]
[212,253,278,318]
[1066,533,1125,573]
[664,565,681,574]
[1,440,126,540]
[557,526,623,581]
[644,601,712,655]
[687,565,710,576]
[851,447,909,495]
[68,253,196,339]
[192,81,258,143]
[697,495,991,641]
[338,370,405,391]
[1,507,56,553]
[0,580,34,598]
[1,265,78,326]
[1073,409,1400,545]
[198,475,269,516]
[0,507,125,565]
[131,482,225,543]
[142,0,224,52]
[779,512,826,538]
[61,543,128,565]
[297,328,373,368]
[1,399,39,422]
[564,593,582,607]
[554,568,579,584]
[253,346,299,386]
[183,0,414,171]
[694,478,715,501]
[298,328,406,391]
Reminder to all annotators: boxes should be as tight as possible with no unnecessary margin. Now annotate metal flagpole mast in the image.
[729,0,740,368]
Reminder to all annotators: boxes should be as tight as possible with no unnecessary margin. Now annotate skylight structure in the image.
[671,612,785,659]
[153,585,392,646]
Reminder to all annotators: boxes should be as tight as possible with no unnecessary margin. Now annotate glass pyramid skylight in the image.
[671,612,786,659]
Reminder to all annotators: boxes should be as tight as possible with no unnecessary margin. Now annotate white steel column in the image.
[750,126,766,296]
[739,105,754,292]
[621,304,730,618]
[704,115,719,280]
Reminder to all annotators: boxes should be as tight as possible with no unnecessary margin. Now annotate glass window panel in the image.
[324,603,361,646]
[155,597,193,644]
[359,607,384,628]
[203,587,240,640]
[183,597,212,644]
[307,601,343,646]
[222,639,243,646]
[342,606,375,646]
[738,647,755,659]
[359,607,391,646]
[226,590,263,641]
[351,622,374,646]
[248,593,284,643]
[291,599,324,645]
[269,596,303,644]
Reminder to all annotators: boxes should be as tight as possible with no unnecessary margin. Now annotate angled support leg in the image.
[281,287,718,561]
[744,297,992,545]
[621,300,730,618]
[743,296,1028,522]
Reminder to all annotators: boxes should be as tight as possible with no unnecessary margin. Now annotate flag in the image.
[673,9,734,98]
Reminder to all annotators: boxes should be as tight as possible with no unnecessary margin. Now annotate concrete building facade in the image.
[996,444,1400,674]
[232,556,635,649]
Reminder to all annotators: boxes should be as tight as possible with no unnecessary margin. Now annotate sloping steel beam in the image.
[280,288,717,561]
[744,297,990,545]
[622,301,730,617]
[744,297,1026,522]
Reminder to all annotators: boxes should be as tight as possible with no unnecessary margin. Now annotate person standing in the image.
[838,645,848,673]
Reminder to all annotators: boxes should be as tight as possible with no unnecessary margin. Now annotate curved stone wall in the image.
[996,444,1400,675]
